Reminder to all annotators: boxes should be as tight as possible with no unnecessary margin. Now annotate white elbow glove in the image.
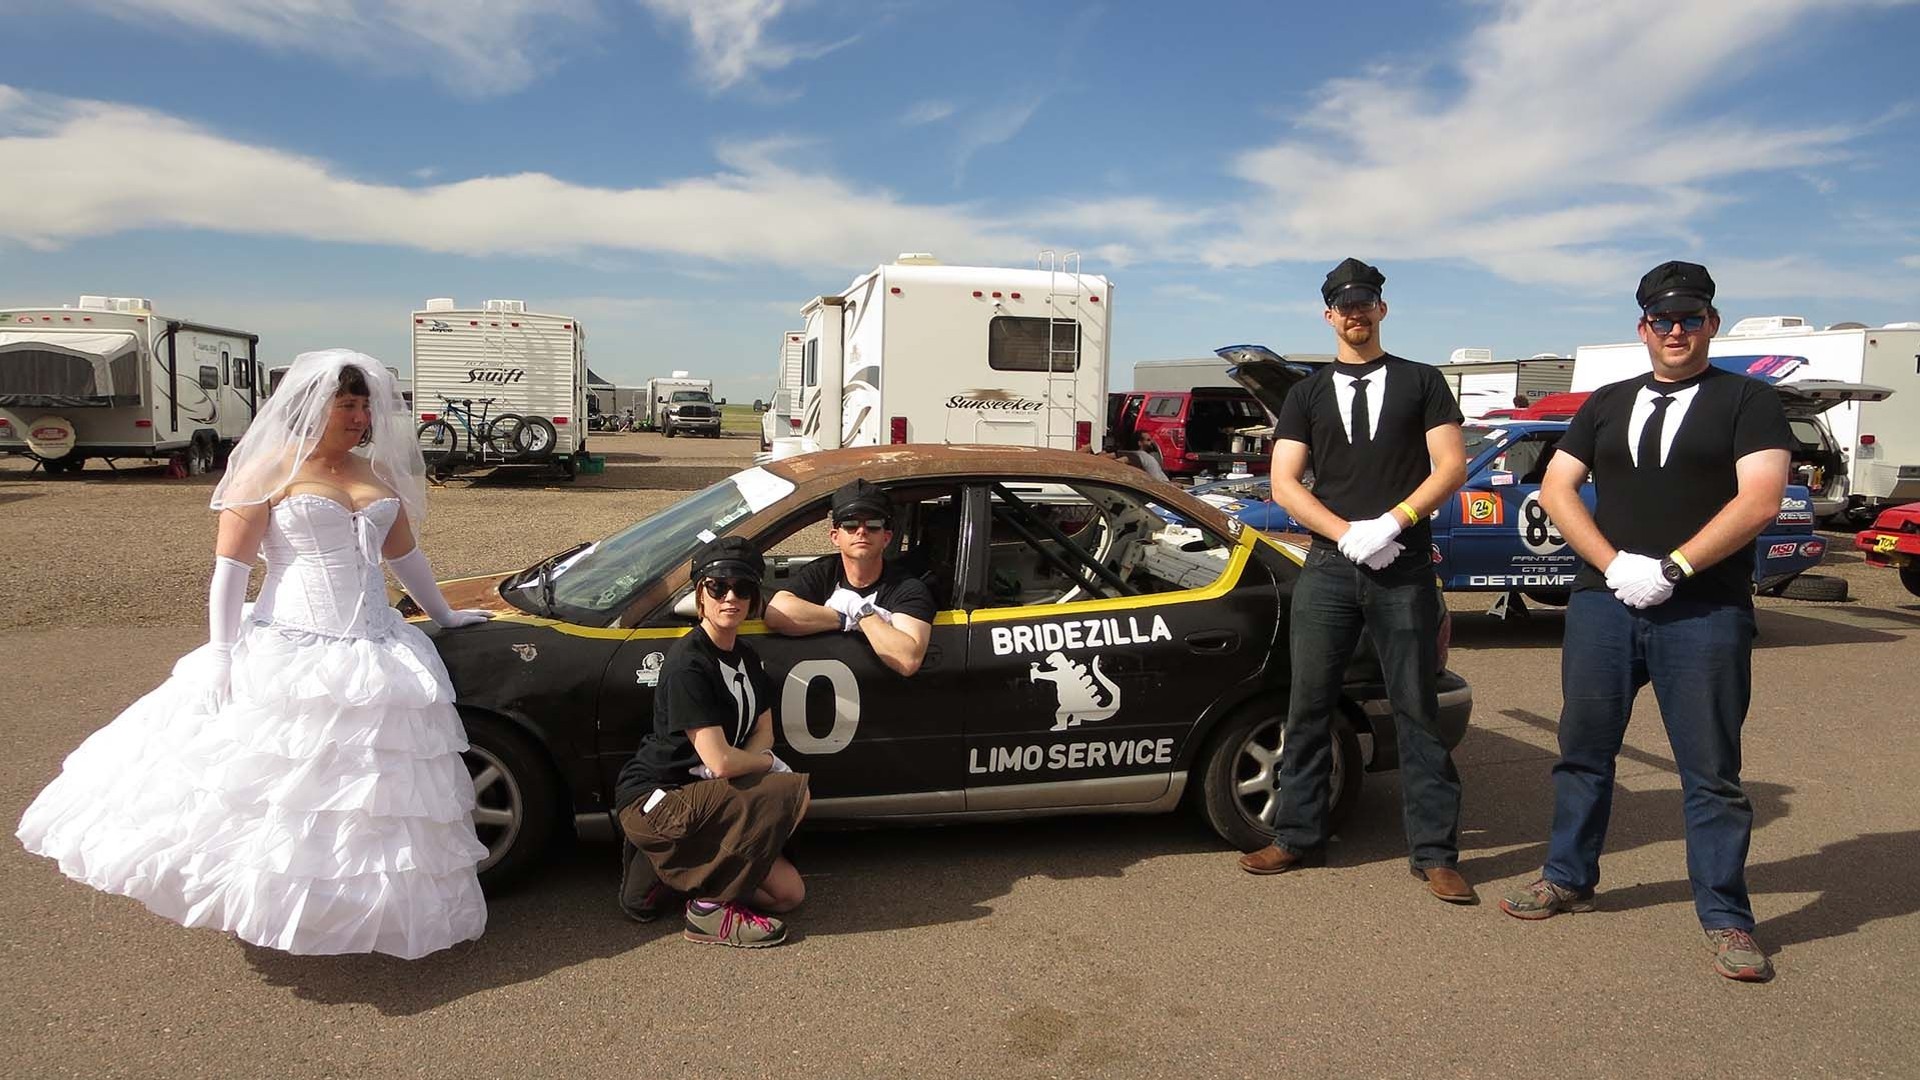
[203,555,250,712]
[1337,512,1406,567]
[389,547,494,628]
[1605,552,1674,609]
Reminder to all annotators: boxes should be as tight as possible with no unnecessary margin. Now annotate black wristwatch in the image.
[1659,557,1688,584]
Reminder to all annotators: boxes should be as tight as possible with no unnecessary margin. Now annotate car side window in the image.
[982,482,1233,607]
[1492,433,1561,484]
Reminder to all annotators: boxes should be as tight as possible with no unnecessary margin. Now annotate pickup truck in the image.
[1108,388,1270,479]
[661,389,722,438]
[1196,349,1832,606]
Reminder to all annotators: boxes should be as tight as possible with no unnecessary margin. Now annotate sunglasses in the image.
[1645,313,1708,335]
[698,578,759,601]
[834,518,889,533]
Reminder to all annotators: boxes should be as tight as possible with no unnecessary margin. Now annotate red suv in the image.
[1111,388,1270,479]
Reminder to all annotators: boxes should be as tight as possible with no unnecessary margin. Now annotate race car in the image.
[1184,421,1829,604]
[401,446,1474,889]
[1854,501,1920,597]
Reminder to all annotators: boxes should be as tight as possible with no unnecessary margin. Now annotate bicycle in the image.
[417,396,532,474]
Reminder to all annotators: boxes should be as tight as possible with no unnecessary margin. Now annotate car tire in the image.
[460,712,562,893]
[663,425,676,438]
[1198,706,1362,852]
[1778,572,1849,602]
[1899,565,1920,598]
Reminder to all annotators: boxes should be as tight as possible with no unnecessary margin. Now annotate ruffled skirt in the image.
[15,613,488,959]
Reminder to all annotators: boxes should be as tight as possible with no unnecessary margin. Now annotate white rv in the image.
[410,299,588,470]
[1573,317,1916,522]
[779,254,1113,457]
[761,330,807,451]
[0,296,260,475]
[1438,351,1576,419]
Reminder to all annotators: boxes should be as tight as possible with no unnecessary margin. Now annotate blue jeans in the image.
[1545,589,1757,930]
[1272,544,1460,868]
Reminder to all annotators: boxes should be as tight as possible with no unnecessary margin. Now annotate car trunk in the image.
[1771,379,1892,503]
[1183,388,1271,464]
[1216,344,1317,428]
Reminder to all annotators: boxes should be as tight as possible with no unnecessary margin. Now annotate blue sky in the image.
[3,0,1917,400]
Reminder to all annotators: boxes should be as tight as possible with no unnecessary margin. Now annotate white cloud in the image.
[0,87,1061,269]
[1206,0,1893,287]
[637,0,853,92]
[68,0,600,97]
[1899,254,1920,270]
[901,100,955,126]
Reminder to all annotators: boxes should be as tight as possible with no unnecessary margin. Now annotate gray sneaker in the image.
[1705,928,1774,982]
[1498,876,1596,920]
[683,901,788,948]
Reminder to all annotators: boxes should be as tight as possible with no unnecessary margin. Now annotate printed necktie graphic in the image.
[1350,377,1371,449]
[1638,394,1673,468]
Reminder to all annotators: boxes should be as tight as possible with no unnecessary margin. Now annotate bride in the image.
[16,349,495,959]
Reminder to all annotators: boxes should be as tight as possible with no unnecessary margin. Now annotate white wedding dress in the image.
[17,493,488,959]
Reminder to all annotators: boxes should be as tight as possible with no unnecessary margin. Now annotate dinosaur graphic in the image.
[1028,651,1121,731]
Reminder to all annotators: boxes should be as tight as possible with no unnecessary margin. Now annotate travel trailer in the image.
[0,296,260,475]
[1574,317,1916,523]
[1437,351,1576,420]
[774,254,1113,457]
[761,330,806,450]
[410,298,588,471]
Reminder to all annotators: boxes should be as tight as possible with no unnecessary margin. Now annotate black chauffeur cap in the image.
[1636,260,1716,314]
[831,478,892,522]
[691,534,764,583]
[1321,257,1386,308]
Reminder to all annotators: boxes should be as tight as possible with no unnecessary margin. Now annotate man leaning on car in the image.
[763,479,934,677]
[1236,258,1476,905]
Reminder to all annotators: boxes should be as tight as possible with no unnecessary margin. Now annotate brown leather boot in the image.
[1238,845,1323,875]
[1414,865,1477,904]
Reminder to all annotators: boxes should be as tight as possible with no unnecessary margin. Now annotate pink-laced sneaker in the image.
[1705,927,1774,982]
[683,900,788,948]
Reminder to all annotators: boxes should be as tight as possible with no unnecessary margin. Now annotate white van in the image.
[0,297,260,475]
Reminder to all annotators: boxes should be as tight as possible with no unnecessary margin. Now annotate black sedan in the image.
[414,446,1474,888]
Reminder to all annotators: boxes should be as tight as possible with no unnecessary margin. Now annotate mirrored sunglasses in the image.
[1645,313,1708,335]
[834,518,889,533]
[699,578,759,600]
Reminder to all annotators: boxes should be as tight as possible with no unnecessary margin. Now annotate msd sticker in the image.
[1767,542,1799,559]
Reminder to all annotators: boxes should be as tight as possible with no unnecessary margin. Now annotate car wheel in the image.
[1901,566,1920,598]
[1778,572,1849,602]
[1198,706,1362,852]
[460,712,562,892]
[663,425,676,438]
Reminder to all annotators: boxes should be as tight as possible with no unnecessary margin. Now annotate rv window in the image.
[231,354,251,389]
[804,339,818,387]
[199,365,219,391]
[221,350,232,386]
[988,316,1078,373]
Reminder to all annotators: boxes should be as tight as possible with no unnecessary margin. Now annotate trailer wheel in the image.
[185,436,216,476]
[512,416,557,459]
[36,453,80,476]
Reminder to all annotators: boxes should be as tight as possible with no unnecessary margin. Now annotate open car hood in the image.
[1769,379,1893,418]
[1215,344,1318,424]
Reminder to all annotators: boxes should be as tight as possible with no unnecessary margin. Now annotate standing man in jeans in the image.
[1237,258,1473,904]
[1499,261,1792,983]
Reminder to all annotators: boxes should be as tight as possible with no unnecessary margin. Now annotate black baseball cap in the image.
[1321,257,1386,308]
[691,534,763,583]
[831,478,891,522]
[1636,260,1716,315]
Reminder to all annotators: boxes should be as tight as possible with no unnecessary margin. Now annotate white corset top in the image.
[250,494,401,638]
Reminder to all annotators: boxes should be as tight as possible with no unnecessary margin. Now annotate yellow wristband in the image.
[1668,549,1694,577]
[1397,501,1421,526]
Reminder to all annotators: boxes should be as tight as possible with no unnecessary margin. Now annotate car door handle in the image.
[1185,630,1238,654]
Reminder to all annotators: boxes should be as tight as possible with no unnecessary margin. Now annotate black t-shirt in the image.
[614,626,774,809]
[782,556,936,624]
[1274,355,1463,547]
[1556,366,1793,606]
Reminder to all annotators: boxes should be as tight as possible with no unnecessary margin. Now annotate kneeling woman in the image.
[615,536,810,948]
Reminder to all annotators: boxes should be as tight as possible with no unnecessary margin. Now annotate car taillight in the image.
[1074,420,1092,450]
[420,413,438,422]
[1861,434,1876,446]
[890,416,908,444]
[134,419,153,428]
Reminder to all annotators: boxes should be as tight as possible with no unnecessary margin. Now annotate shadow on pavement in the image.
[245,815,1220,1015]
[1752,608,1908,647]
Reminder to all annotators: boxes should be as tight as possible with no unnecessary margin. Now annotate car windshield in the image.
[1461,426,1502,458]
[670,390,710,402]
[531,467,795,624]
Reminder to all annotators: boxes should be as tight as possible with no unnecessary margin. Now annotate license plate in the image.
[1876,535,1899,553]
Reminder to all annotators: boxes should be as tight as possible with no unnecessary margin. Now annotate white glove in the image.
[203,555,250,712]
[690,751,793,780]
[823,586,870,632]
[1605,552,1674,609]
[1337,513,1405,566]
[389,547,495,628]
[1359,540,1405,571]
